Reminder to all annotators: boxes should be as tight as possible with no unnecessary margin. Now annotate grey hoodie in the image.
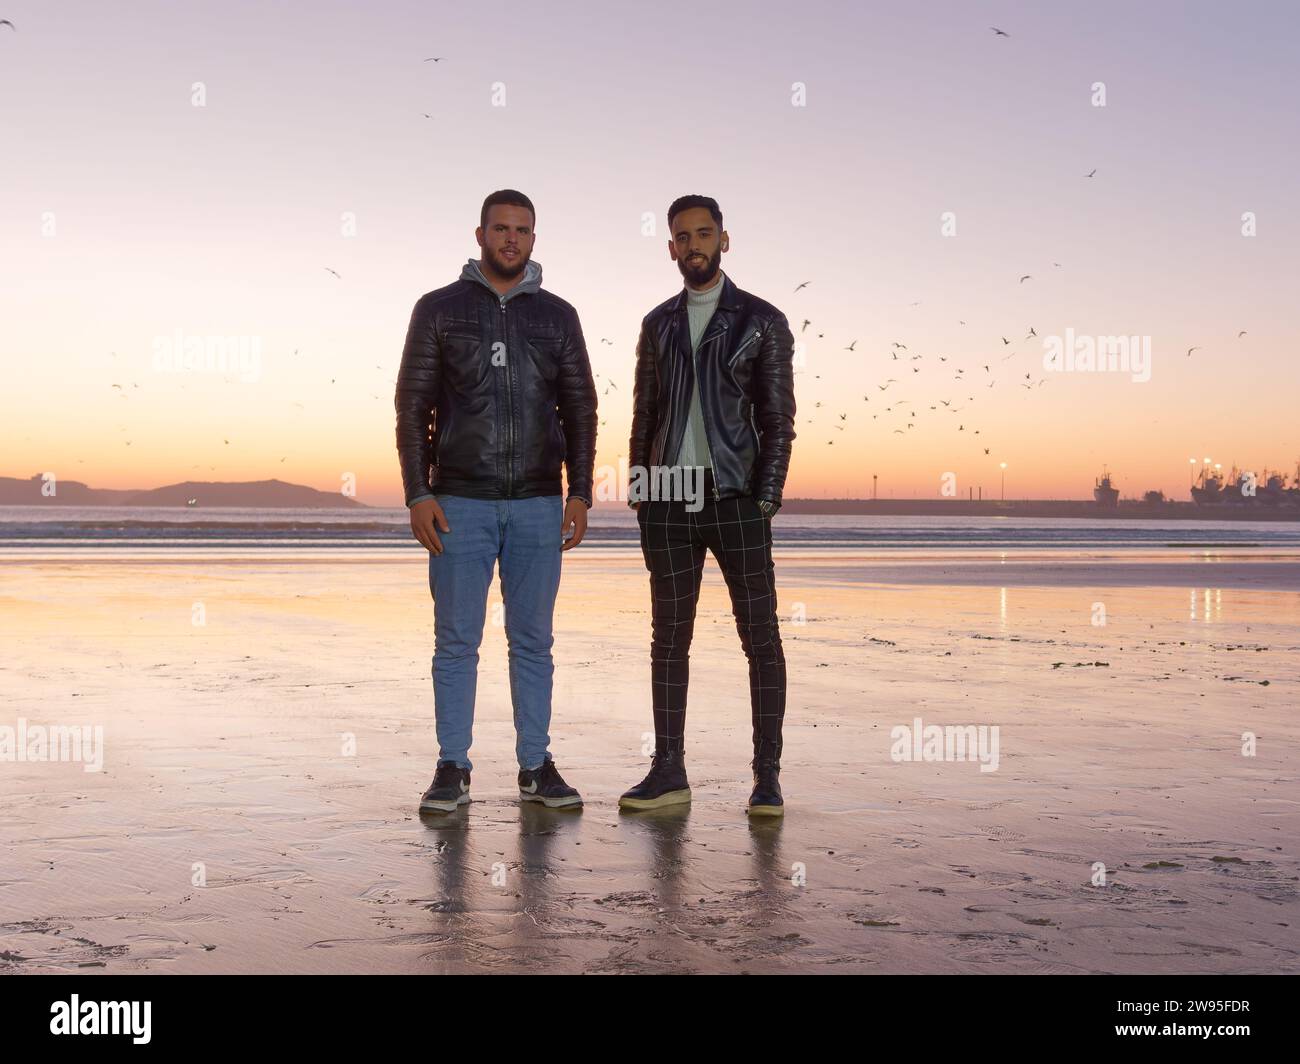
[460,257,543,303]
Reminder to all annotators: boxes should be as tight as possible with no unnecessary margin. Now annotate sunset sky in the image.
[2,0,1297,505]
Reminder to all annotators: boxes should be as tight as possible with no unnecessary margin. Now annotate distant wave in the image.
[2,506,1299,550]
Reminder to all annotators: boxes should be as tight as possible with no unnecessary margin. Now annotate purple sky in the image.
[3,0,1297,503]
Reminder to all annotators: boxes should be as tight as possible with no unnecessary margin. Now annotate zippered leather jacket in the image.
[629,273,796,505]
[395,259,597,508]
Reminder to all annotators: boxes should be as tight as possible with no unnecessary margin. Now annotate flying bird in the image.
[990,27,1009,37]
[324,267,341,279]
[422,57,446,63]
[1085,169,1096,178]
[793,281,810,293]
[1018,275,1032,284]
[801,319,811,333]
[1187,346,1201,357]
[0,19,14,30]
[845,340,857,351]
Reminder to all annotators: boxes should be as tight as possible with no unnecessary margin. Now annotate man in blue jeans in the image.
[394,190,597,813]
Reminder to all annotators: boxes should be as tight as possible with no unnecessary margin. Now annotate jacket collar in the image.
[670,270,743,315]
[671,270,742,353]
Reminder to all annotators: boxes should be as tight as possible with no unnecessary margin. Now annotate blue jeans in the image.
[427,492,564,772]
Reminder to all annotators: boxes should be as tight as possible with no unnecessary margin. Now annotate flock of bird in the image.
[782,280,1055,453]
[14,19,1235,479]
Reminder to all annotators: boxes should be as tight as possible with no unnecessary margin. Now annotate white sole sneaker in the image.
[419,791,471,813]
[519,790,583,809]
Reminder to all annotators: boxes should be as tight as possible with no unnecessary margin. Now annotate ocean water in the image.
[2,506,1299,552]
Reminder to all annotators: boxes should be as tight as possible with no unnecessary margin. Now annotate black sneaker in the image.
[419,762,471,813]
[618,750,691,810]
[518,758,582,809]
[747,756,783,817]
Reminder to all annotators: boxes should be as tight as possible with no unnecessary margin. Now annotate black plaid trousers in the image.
[636,475,787,762]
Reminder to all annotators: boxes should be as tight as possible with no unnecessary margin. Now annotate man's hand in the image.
[561,497,588,550]
[409,498,450,554]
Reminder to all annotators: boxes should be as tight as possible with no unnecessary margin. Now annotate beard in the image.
[676,246,721,287]
[484,246,529,280]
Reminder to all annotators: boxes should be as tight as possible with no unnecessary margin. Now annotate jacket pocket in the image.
[525,337,561,381]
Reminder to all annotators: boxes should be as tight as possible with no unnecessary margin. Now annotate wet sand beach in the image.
[1,548,1297,973]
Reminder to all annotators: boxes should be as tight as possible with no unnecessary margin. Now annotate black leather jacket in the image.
[395,259,597,507]
[629,273,796,505]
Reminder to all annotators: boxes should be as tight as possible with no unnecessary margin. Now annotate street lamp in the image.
[1189,457,1196,488]
[1000,462,1007,501]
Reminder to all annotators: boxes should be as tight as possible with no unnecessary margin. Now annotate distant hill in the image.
[0,476,368,508]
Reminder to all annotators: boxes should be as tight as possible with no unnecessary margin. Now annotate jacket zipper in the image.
[501,298,513,497]
[690,321,721,501]
[726,329,759,367]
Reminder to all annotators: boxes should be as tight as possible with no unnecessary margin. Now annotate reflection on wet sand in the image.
[1,553,1296,973]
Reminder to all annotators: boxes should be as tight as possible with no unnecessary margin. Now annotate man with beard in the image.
[620,194,796,817]
[396,190,597,813]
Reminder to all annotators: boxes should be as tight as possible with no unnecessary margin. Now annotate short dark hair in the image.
[667,194,722,232]
[480,189,535,231]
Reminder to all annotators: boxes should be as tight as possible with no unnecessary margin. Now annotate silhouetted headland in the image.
[0,476,367,508]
